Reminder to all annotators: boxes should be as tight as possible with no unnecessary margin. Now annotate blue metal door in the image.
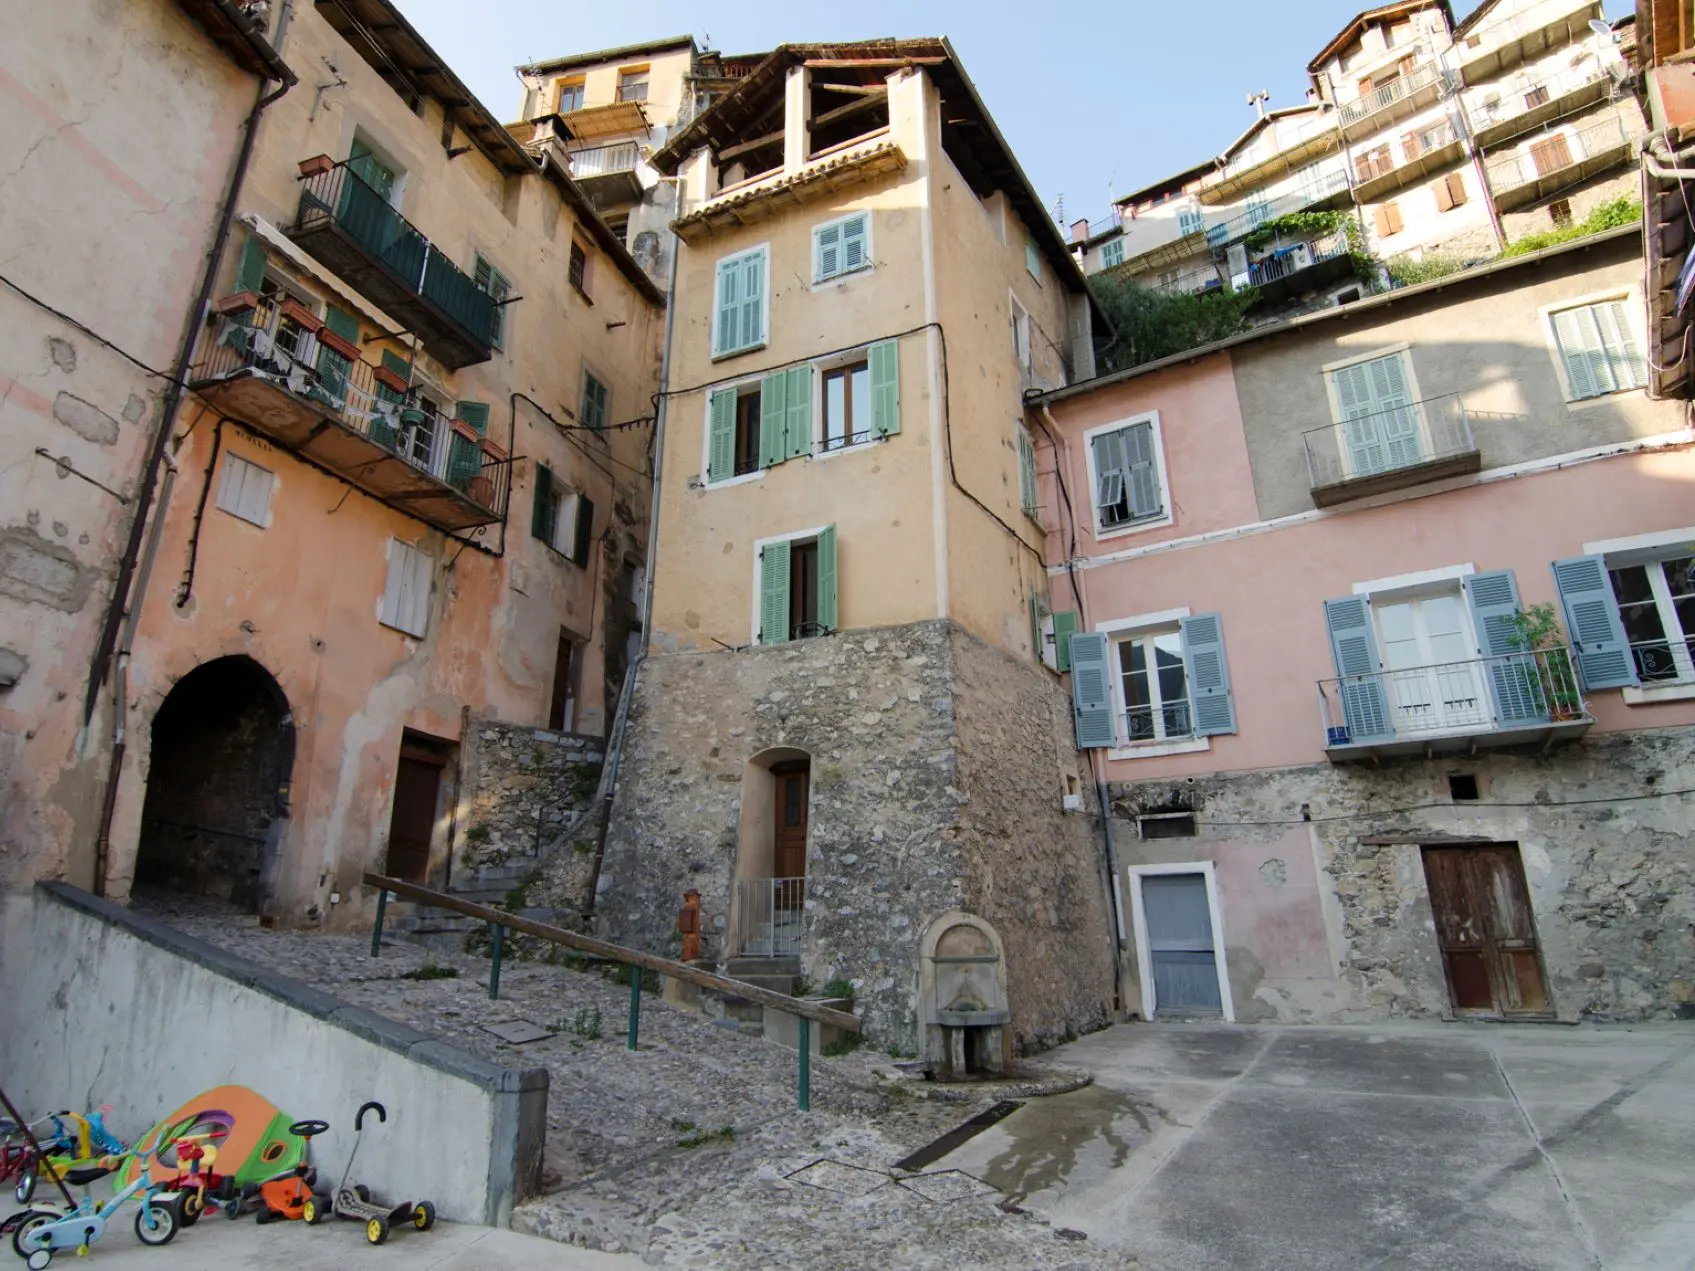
[1143,873,1223,1016]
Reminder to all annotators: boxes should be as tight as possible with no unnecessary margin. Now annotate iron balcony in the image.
[1303,393,1481,506]
[1336,62,1449,141]
[1484,112,1637,212]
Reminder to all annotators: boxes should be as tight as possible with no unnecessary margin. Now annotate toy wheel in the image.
[135,1200,179,1247]
[412,1201,435,1232]
[365,1216,389,1245]
[25,1248,50,1270]
[223,1199,241,1220]
[354,1184,370,1203]
[181,1192,203,1226]
[11,1211,55,1259]
[15,1165,35,1204]
[301,1195,322,1226]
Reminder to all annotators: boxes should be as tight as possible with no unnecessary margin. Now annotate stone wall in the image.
[590,621,1118,1050]
[1108,728,1695,1023]
[456,717,604,884]
[1500,169,1638,245]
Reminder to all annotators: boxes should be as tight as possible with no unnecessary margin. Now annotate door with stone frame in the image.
[1422,843,1550,1016]
[771,760,809,912]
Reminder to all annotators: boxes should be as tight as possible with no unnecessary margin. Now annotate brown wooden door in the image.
[772,763,809,886]
[1530,134,1573,176]
[1423,845,1549,1016]
[386,756,442,882]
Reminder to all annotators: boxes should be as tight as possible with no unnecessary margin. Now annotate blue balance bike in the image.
[10,1132,187,1267]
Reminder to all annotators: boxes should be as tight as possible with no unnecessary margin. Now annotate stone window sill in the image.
[1622,680,1695,706]
[1108,736,1210,761]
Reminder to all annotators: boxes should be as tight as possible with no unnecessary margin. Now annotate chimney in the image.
[1070,218,1090,244]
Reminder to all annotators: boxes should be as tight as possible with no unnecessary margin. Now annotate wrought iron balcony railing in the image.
[1302,393,1478,497]
[1466,62,1614,142]
[1319,646,1588,755]
[1247,233,1351,287]
[1124,700,1195,745]
[1484,113,1635,195]
[1337,62,1447,129]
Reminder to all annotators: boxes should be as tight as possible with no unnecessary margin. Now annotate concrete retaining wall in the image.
[0,885,546,1225]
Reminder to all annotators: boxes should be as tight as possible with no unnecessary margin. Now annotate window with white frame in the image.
[1325,349,1423,478]
[1548,298,1647,401]
[1101,239,1125,268]
[1025,237,1041,280]
[379,539,432,637]
[713,245,767,358]
[1608,554,1695,683]
[215,454,274,527]
[1088,415,1167,532]
[756,526,837,644]
[1177,206,1205,237]
[814,212,870,282]
[1114,628,1193,742]
[532,462,592,566]
[1016,421,1039,522]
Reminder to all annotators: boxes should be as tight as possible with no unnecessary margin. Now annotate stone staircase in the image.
[386,858,546,944]
[707,955,801,1034]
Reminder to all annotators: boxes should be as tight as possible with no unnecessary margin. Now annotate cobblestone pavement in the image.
[136,894,1128,1270]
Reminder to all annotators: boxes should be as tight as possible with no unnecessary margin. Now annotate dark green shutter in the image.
[455,401,490,434]
[324,306,360,343]
[708,389,736,482]
[571,496,594,567]
[234,234,268,294]
[784,367,810,460]
[816,525,837,632]
[531,463,553,541]
[1323,596,1393,744]
[1181,612,1237,736]
[1052,611,1077,672]
[316,305,358,399]
[759,371,787,468]
[869,339,900,437]
[1069,631,1116,749]
[1552,555,1637,690]
[759,539,791,645]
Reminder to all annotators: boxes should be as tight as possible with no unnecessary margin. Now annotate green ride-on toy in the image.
[311,1102,434,1245]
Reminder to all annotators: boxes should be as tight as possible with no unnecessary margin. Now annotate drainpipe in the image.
[88,73,292,894]
[1440,46,1507,254]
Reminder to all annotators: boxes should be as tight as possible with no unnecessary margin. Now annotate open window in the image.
[530,463,593,566]
[706,380,763,483]
[757,527,837,644]
[1068,613,1236,752]
[1085,413,1169,535]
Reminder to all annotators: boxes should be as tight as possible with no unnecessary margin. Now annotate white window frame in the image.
[811,210,873,286]
[1584,530,1695,703]
[748,523,831,644]
[1538,288,1649,405]
[1096,607,1209,760]
[1127,861,1235,1023]
[1025,236,1041,282]
[698,374,767,490]
[214,453,275,527]
[544,487,588,560]
[711,243,770,360]
[1082,412,1175,542]
[378,538,431,638]
[813,349,879,460]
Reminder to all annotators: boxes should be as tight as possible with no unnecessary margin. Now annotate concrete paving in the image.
[35,1217,647,1270]
[933,1021,1695,1271]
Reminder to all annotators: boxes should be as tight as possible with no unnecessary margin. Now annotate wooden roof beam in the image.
[719,128,785,163]
[803,56,947,68]
[810,88,888,131]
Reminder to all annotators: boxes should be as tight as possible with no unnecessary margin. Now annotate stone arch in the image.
[918,911,1012,1078]
[728,746,811,957]
[134,655,294,913]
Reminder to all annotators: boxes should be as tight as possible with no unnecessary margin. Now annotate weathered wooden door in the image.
[771,761,809,889]
[1422,845,1549,1015]
[385,754,442,882]
[1142,873,1223,1016]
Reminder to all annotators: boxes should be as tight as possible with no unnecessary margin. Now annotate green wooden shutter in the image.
[531,462,553,541]
[235,234,268,294]
[759,539,791,645]
[1323,596,1394,744]
[324,306,360,343]
[1017,426,1038,519]
[571,495,594,567]
[1052,610,1077,672]
[707,388,736,482]
[715,256,740,354]
[841,214,869,272]
[1552,554,1637,690]
[1464,569,1549,726]
[869,339,900,437]
[784,366,811,459]
[1181,612,1237,736]
[1552,307,1606,399]
[316,305,358,399]
[455,401,490,435]
[759,371,788,468]
[816,524,837,632]
[1068,631,1116,748]
[815,221,842,280]
[739,250,765,349]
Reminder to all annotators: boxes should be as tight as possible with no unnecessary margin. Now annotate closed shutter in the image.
[1017,425,1038,519]
[447,400,488,489]
[1401,129,1422,161]
[216,454,274,526]
[1383,201,1403,234]
[1446,171,1467,207]
[455,401,490,435]
[759,370,788,467]
[739,250,765,350]
[714,255,740,354]
[815,221,842,280]
[571,495,594,567]
[1181,612,1237,736]
[816,524,837,631]
[235,234,268,294]
[381,540,430,637]
[1465,569,1549,726]
[707,388,737,481]
[1530,133,1573,176]
[869,339,900,437]
[1323,596,1394,743]
[317,305,358,397]
[1372,204,1392,236]
[1552,554,1637,690]
[1366,353,1420,467]
[841,214,868,272]
[759,539,791,645]
[1594,300,1647,391]
[531,462,553,540]
[784,366,811,460]
[1333,361,1384,474]
[1051,610,1077,673]
[1068,631,1117,748]
[1123,421,1162,519]
[1551,307,1609,399]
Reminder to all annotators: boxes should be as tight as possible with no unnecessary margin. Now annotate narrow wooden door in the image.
[1423,845,1549,1015]
[771,762,809,891]
[385,756,441,882]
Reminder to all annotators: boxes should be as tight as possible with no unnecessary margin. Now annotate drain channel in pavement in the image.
[893,1099,1024,1172]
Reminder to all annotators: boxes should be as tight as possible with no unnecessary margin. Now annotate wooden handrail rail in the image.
[362,873,861,1034]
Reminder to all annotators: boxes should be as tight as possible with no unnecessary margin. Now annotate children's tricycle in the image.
[317,1102,434,1245]
[163,1133,236,1225]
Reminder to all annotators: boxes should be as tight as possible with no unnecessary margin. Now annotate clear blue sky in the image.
[400,0,1636,229]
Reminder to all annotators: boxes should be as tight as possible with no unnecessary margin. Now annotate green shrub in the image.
[1501,197,1640,258]
[1386,254,1470,287]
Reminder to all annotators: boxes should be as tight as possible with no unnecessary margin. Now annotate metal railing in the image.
[1484,113,1635,191]
[1338,62,1447,128]
[568,141,642,179]
[1465,62,1613,133]
[1125,700,1194,745]
[1302,393,1475,489]
[1356,121,1459,183]
[1151,269,1220,296]
[1203,169,1350,248]
[1318,646,1586,747]
[730,877,806,958]
[1247,233,1350,287]
[1458,0,1598,60]
[1085,212,1120,240]
[194,298,510,515]
[294,160,497,351]
[1628,638,1695,684]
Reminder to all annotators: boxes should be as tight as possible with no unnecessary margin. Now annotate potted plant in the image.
[278,298,322,334]
[298,154,336,178]
[214,291,258,317]
[1510,603,1585,721]
[317,326,360,361]
[372,363,409,394]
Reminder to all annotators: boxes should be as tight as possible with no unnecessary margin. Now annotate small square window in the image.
[215,454,274,527]
[1448,773,1480,801]
[581,372,609,432]
[617,69,649,103]
[1101,239,1125,268]
[555,79,585,112]
[814,212,870,282]
[1548,198,1574,228]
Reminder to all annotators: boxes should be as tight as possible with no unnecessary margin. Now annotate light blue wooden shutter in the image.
[1181,612,1237,736]
[1124,421,1162,518]
[1597,300,1647,390]
[869,340,900,437]
[1552,554,1637,690]
[235,235,268,294]
[841,214,868,272]
[1465,570,1548,726]
[759,539,791,645]
[715,256,740,354]
[1552,307,1608,399]
[1069,632,1116,748]
[815,221,841,280]
[707,388,736,481]
[1366,354,1421,468]
[1017,426,1038,518]
[1333,362,1385,475]
[1092,428,1127,519]
[759,371,787,468]
[784,366,811,459]
[739,250,765,350]
[1323,596,1394,743]
[1052,611,1077,672]
[816,524,837,631]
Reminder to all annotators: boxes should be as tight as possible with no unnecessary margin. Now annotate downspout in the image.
[90,73,292,894]
[1440,45,1507,253]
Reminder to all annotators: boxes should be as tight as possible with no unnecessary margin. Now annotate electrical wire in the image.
[0,272,190,389]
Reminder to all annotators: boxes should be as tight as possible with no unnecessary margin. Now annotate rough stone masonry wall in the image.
[948,628,1117,1049]
[457,718,603,886]
[1111,727,1695,1023]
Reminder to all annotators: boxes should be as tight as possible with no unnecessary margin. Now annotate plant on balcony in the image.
[1242,210,1379,286]
[1090,275,1257,375]
[1500,196,1640,259]
[1509,603,1584,721]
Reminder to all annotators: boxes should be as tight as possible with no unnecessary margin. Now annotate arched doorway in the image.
[135,656,293,913]
[729,747,810,957]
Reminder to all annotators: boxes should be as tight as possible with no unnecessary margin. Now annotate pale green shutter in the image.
[841,214,869,272]
[1334,361,1385,474]
[531,463,553,541]
[1124,421,1161,518]
[1052,610,1077,672]
[1552,554,1637,690]
[707,388,737,482]
[1464,569,1549,726]
[739,251,765,350]
[815,221,842,280]
[759,371,788,467]
[1552,307,1606,399]
[784,367,811,459]
[869,339,900,437]
[316,305,358,398]
[1597,300,1647,391]
[816,524,837,631]
[1365,354,1420,467]
[759,539,791,644]
[1180,612,1237,736]
[1068,631,1116,748]
[447,400,487,489]
[715,256,740,355]
[235,234,268,294]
